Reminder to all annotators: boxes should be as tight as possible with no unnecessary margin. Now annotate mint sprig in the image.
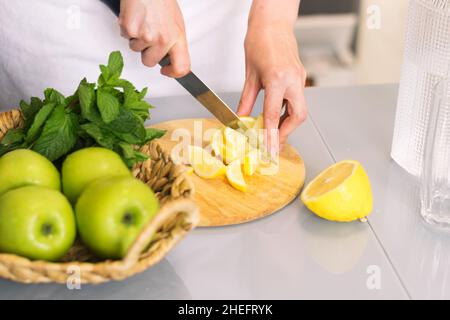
[0,51,166,167]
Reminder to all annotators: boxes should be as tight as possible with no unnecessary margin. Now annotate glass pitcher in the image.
[420,77,450,230]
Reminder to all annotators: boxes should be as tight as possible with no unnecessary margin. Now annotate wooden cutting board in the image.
[150,118,305,227]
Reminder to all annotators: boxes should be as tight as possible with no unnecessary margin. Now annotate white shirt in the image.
[0,0,251,109]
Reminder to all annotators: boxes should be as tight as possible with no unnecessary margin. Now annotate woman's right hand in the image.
[119,0,190,77]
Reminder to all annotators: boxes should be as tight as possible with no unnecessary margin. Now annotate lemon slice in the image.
[244,114,264,149]
[243,148,259,176]
[184,166,194,175]
[257,159,279,176]
[239,116,256,128]
[253,114,264,130]
[188,145,225,179]
[223,127,247,164]
[210,129,224,158]
[300,160,373,222]
[226,159,247,192]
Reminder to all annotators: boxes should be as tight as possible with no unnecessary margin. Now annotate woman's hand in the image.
[118,0,190,77]
[237,0,306,157]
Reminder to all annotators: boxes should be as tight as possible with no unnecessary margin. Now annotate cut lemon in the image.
[187,145,225,179]
[223,127,247,164]
[257,159,279,176]
[253,114,264,130]
[239,116,256,128]
[243,148,259,176]
[245,114,265,149]
[210,129,224,158]
[300,160,372,222]
[184,166,194,175]
[226,159,247,192]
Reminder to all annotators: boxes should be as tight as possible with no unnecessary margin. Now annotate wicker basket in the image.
[0,110,199,284]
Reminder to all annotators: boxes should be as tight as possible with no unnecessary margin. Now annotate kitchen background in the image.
[297,0,408,87]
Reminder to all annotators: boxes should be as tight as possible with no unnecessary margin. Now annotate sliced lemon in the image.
[243,114,264,150]
[300,160,373,222]
[257,159,279,176]
[243,148,259,176]
[223,127,247,164]
[187,145,226,179]
[210,129,224,158]
[239,116,256,128]
[226,159,247,192]
[253,114,264,130]
[184,166,194,175]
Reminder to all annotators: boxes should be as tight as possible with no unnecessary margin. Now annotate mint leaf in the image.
[44,88,65,105]
[107,78,134,90]
[118,142,135,159]
[80,123,116,149]
[26,102,56,143]
[97,87,120,123]
[0,128,26,156]
[78,80,99,121]
[1,128,25,145]
[98,65,110,85]
[107,51,124,79]
[123,87,153,120]
[20,97,43,130]
[104,107,146,144]
[137,87,148,100]
[118,142,148,168]
[98,51,123,84]
[144,128,166,143]
[123,86,139,107]
[128,100,153,111]
[32,105,79,161]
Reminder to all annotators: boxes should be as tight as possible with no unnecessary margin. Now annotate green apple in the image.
[0,149,60,197]
[0,186,76,261]
[62,147,131,203]
[75,176,159,259]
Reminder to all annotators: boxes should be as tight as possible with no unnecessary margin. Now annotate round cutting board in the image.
[150,118,305,227]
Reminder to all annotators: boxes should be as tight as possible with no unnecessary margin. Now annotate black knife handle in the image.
[100,0,171,67]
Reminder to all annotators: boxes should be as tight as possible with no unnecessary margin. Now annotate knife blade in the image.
[159,56,242,128]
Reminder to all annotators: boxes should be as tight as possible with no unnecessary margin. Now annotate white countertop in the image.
[1,84,447,300]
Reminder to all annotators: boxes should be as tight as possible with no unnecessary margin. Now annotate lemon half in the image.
[300,160,372,222]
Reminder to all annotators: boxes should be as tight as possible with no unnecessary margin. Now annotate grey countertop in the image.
[1,84,448,300]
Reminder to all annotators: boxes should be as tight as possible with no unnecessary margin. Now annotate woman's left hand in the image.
[237,21,307,157]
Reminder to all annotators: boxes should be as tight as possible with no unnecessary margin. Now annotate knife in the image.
[158,56,244,128]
